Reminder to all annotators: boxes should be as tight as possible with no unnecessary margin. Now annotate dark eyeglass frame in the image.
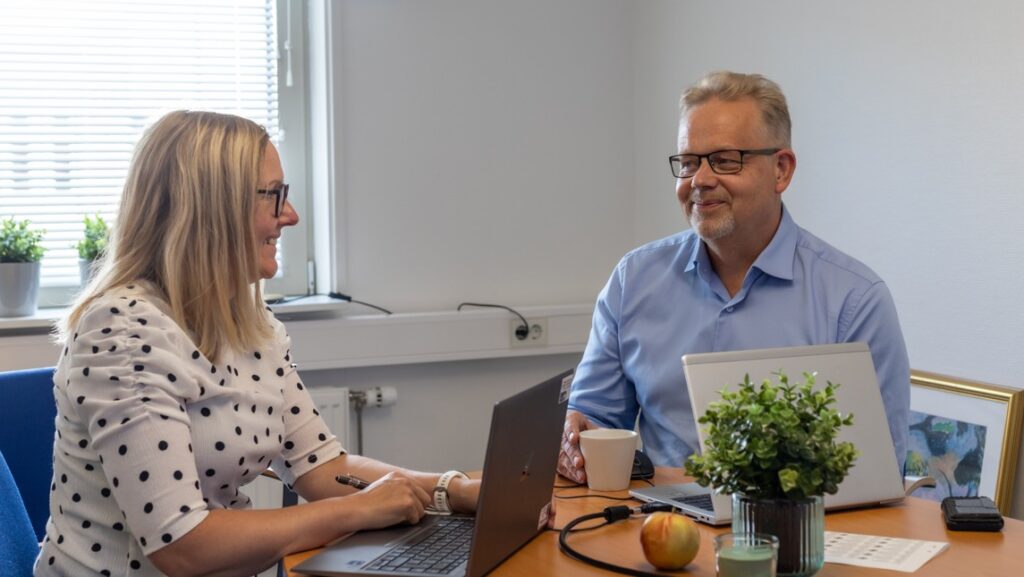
[256,183,290,217]
[668,148,781,178]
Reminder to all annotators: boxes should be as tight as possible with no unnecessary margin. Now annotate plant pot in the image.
[732,493,824,577]
[0,261,42,317]
[78,258,99,286]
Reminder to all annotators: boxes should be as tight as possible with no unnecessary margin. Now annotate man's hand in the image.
[557,410,594,484]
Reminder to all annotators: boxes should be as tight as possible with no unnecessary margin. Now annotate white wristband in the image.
[430,470,468,515]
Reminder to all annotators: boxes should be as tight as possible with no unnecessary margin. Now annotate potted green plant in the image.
[685,371,858,577]
[75,214,108,284]
[0,218,47,317]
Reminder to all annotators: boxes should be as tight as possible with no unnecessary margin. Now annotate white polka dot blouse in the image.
[35,281,343,576]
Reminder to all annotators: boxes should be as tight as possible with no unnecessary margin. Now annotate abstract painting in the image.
[908,370,1023,514]
[905,410,985,500]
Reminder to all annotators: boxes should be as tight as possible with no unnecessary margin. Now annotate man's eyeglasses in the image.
[256,183,290,217]
[669,148,780,178]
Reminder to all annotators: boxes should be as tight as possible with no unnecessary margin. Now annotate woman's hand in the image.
[446,477,481,514]
[349,472,432,528]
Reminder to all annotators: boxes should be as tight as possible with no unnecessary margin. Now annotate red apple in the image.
[639,511,701,570]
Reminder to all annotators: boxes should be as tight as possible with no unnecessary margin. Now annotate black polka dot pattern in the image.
[42,281,342,574]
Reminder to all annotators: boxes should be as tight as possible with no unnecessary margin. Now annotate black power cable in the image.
[263,294,310,305]
[264,292,393,315]
[558,503,678,577]
[460,303,532,338]
[327,292,393,315]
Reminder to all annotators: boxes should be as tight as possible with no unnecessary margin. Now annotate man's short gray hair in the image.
[681,71,791,147]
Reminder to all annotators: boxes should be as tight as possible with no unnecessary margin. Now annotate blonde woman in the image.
[37,111,480,577]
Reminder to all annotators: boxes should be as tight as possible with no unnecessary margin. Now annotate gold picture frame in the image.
[907,370,1024,514]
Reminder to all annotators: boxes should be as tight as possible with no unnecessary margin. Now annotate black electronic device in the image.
[941,496,1004,532]
[630,450,654,480]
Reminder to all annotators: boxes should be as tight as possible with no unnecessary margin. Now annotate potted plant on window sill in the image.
[685,371,858,577]
[0,218,47,317]
[75,214,108,285]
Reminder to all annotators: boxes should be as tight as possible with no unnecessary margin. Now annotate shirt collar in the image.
[684,204,797,282]
[750,204,797,281]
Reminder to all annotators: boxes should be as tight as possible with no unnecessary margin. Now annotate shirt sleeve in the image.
[568,260,641,430]
[840,280,911,472]
[64,296,209,555]
[268,320,344,487]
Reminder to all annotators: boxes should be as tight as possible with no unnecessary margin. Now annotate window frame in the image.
[266,0,312,298]
[15,0,311,307]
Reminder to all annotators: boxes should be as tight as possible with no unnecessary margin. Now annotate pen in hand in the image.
[336,474,370,490]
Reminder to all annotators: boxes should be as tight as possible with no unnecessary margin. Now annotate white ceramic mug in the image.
[579,428,638,491]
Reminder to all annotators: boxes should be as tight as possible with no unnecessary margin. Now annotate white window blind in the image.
[0,0,281,288]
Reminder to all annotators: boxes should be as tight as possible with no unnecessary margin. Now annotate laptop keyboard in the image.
[674,492,714,510]
[364,516,474,575]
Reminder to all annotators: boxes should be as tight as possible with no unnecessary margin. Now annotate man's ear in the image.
[774,149,797,194]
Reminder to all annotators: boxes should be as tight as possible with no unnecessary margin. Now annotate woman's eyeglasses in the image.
[256,183,290,217]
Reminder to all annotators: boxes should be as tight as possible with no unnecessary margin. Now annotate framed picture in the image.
[906,370,1024,514]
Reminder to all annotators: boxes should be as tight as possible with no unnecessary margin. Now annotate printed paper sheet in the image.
[824,531,948,572]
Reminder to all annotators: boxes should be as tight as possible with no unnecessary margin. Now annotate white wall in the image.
[632,0,1024,517]
[329,0,636,311]
[267,0,626,501]
[301,353,580,472]
[299,0,631,509]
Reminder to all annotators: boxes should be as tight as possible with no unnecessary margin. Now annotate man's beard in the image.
[687,206,735,241]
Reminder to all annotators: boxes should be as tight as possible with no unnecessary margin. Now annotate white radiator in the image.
[243,387,352,511]
[310,387,354,452]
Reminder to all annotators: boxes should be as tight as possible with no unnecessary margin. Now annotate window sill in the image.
[0,295,352,333]
[0,308,63,332]
[0,302,593,372]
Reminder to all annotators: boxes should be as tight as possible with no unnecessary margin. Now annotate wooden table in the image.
[285,468,1022,576]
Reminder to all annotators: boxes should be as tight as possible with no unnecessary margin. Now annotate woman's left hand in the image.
[447,477,481,513]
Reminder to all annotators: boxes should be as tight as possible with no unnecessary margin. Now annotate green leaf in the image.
[0,218,47,263]
[74,214,110,261]
[686,370,858,499]
[778,468,799,492]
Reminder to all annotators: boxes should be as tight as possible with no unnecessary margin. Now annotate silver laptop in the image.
[630,343,904,525]
[293,369,573,577]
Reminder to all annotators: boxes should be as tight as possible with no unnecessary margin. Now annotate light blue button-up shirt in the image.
[569,206,909,471]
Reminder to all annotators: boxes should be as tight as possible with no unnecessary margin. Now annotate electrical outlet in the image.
[510,317,548,348]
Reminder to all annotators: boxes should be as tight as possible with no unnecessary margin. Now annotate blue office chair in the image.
[0,367,57,542]
[1,448,39,577]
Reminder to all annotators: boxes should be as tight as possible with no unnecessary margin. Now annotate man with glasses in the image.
[558,71,909,482]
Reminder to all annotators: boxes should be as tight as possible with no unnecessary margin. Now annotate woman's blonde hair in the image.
[58,110,273,361]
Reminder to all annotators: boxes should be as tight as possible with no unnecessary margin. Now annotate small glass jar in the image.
[714,532,779,577]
